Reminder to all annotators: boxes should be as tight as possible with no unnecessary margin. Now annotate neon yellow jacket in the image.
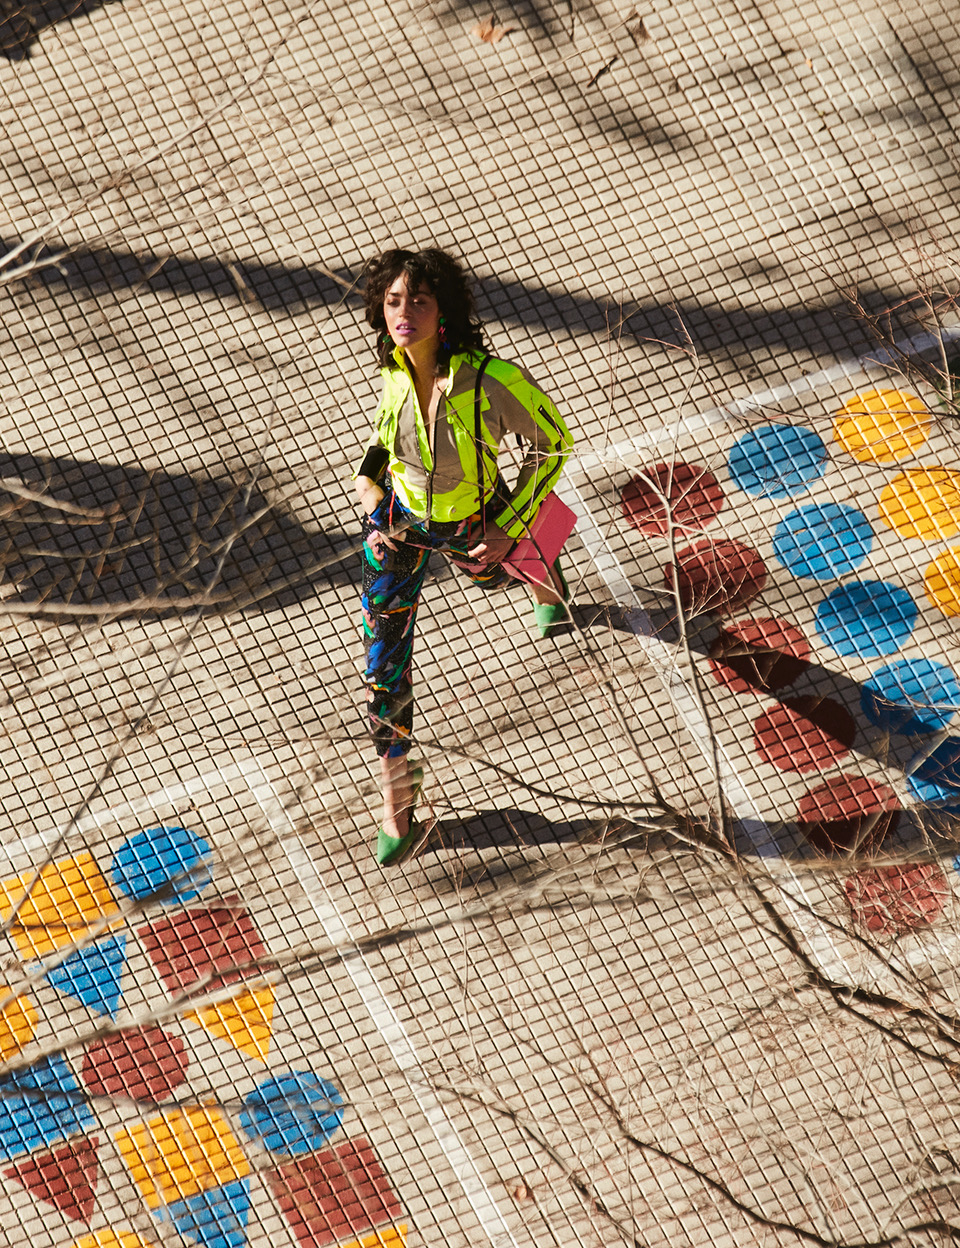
[358,348,573,541]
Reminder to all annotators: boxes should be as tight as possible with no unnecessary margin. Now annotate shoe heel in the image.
[376,763,425,865]
[532,559,571,637]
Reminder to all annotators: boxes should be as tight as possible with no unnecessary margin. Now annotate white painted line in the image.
[238,759,523,1248]
[556,476,864,986]
[555,323,960,984]
[574,325,959,469]
[0,759,521,1247]
[0,761,253,866]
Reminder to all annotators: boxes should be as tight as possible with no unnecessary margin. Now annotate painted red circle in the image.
[844,864,947,935]
[621,462,724,536]
[709,617,811,694]
[81,1027,189,1101]
[753,697,855,774]
[796,775,900,853]
[665,539,767,616]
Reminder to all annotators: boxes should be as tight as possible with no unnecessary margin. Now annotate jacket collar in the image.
[387,345,473,393]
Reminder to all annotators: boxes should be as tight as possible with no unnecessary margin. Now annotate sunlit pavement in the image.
[0,1,959,1244]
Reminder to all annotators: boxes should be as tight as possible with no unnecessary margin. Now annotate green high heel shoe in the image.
[532,560,571,638]
[376,764,425,866]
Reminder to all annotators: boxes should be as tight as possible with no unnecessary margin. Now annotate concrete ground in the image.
[1,0,960,1245]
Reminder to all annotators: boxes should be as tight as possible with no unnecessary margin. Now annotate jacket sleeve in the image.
[486,366,573,541]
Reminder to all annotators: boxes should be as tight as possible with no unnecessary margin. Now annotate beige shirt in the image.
[391,355,560,504]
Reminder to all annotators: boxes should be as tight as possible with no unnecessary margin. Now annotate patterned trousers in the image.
[361,486,510,758]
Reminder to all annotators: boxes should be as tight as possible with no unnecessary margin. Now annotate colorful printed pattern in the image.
[0,821,406,1248]
[361,491,509,759]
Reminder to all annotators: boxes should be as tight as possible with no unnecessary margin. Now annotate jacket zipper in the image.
[426,395,436,529]
[419,377,439,530]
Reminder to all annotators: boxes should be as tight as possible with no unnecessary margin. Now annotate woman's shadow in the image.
[432,808,628,852]
[423,621,960,866]
[0,450,357,614]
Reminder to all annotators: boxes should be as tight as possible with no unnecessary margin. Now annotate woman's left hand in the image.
[467,523,515,565]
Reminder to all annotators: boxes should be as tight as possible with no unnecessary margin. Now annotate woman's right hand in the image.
[357,476,402,551]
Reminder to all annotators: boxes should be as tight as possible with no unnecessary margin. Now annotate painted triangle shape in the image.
[0,1055,95,1160]
[186,987,275,1061]
[166,1177,250,1248]
[45,935,126,1016]
[4,1135,100,1222]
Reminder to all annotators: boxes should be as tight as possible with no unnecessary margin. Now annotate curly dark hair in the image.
[362,248,487,371]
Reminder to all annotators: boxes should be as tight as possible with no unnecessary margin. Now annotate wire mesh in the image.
[1,0,960,1245]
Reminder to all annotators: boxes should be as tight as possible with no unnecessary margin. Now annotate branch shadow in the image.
[0,0,121,59]
[10,234,916,375]
[0,450,358,616]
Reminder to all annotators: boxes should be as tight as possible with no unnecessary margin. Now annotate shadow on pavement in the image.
[0,450,358,615]
[0,0,120,58]
[431,807,641,852]
[3,235,914,374]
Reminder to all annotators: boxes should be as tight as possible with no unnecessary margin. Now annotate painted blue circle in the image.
[240,1071,344,1155]
[727,425,827,499]
[814,580,917,657]
[110,825,211,905]
[907,738,960,804]
[772,503,873,580]
[861,659,960,735]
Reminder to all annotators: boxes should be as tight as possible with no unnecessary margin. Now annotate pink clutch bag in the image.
[502,492,578,587]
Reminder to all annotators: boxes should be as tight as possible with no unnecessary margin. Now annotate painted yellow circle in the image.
[833,388,931,463]
[878,468,960,541]
[925,546,960,617]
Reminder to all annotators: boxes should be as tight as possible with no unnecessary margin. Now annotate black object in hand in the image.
[359,446,389,482]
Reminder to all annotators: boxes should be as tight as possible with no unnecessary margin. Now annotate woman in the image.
[355,248,573,865]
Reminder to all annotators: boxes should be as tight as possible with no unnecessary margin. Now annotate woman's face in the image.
[383,273,440,352]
